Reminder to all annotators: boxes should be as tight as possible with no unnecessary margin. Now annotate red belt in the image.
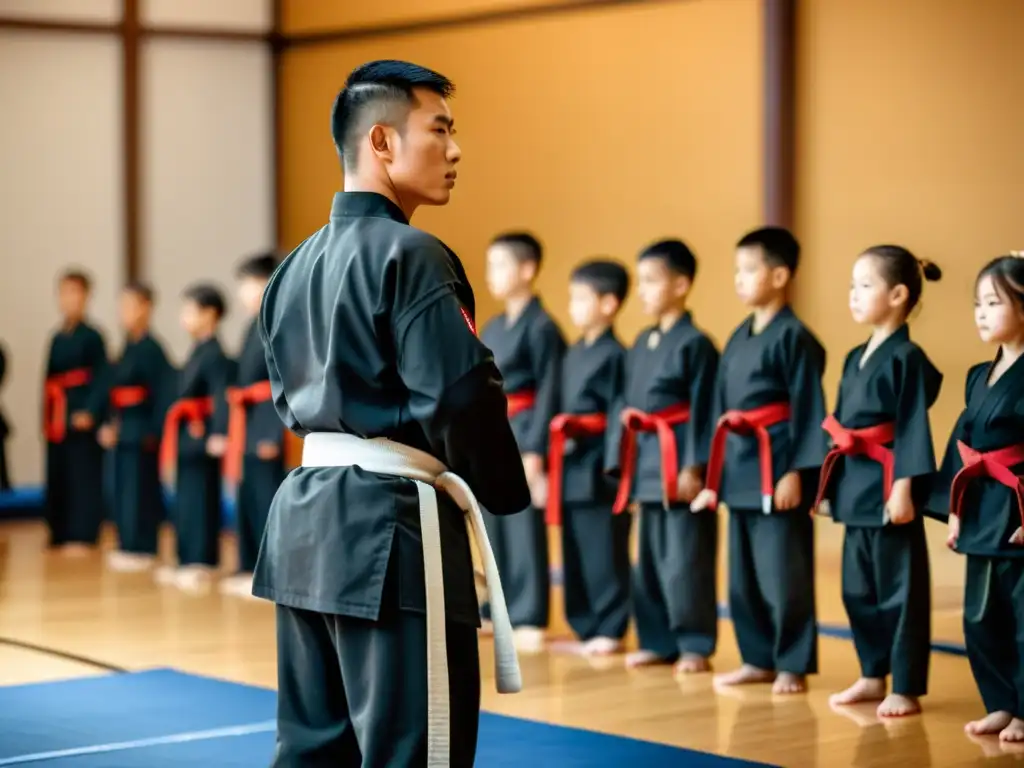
[949,440,1024,529]
[43,367,92,443]
[545,412,608,526]
[703,402,792,514]
[159,396,214,476]
[507,390,536,419]
[813,413,896,509]
[224,380,274,483]
[611,403,692,515]
[110,385,148,409]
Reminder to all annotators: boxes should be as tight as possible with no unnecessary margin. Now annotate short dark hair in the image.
[490,231,542,268]
[737,226,800,274]
[860,245,941,316]
[182,282,226,319]
[236,251,278,280]
[638,239,697,280]
[59,269,91,292]
[976,255,1024,314]
[570,259,630,304]
[331,60,454,172]
[123,280,155,304]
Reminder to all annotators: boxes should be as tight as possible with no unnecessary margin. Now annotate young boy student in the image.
[157,283,233,591]
[546,259,631,656]
[606,239,720,673]
[691,227,829,694]
[481,231,566,650]
[98,282,175,571]
[221,253,285,597]
[42,269,109,555]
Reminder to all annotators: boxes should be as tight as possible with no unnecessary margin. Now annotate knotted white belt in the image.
[301,432,522,767]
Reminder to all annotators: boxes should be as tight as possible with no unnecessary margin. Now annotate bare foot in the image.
[1000,718,1024,743]
[479,619,494,637]
[829,677,886,707]
[877,693,920,718]
[714,664,775,687]
[548,638,586,655]
[513,626,545,653]
[965,711,1013,735]
[772,672,807,695]
[581,637,621,657]
[61,543,91,558]
[625,650,671,669]
[673,653,711,674]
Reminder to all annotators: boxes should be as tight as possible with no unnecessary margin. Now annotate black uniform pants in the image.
[841,517,931,695]
[561,501,631,641]
[728,507,817,675]
[272,601,480,767]
[45,431,104,546]
[174,456,222,567]
[237,455,285,572]
[632,503,718,659]
[481,505,549,627]
[964,555,1024,717]
[112,445,163,555]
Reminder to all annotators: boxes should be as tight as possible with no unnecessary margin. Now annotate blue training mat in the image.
[0,669,776,767]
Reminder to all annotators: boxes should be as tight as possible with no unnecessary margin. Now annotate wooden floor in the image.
[0,516,1020,767]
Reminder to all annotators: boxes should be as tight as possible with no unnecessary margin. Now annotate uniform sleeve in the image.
[681,336,719,468]
[84,329,111,422]
[892,349,942,481]
[783,329,829,472]
[925,365,981,521]
[393,268,530,517]
[602,349,626,477]
[520,318,566,456]
[208,351,235,436]
[146,341,177,442]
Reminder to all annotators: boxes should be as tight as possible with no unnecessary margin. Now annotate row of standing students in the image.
[40,253,286,596]
[482,227,1024,742]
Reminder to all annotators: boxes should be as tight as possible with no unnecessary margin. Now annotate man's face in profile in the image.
[388,88,462,206]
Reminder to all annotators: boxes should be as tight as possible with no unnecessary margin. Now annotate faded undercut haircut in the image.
[330,60,455,173]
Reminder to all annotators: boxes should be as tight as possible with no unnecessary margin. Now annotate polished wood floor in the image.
[0,515,1020,767]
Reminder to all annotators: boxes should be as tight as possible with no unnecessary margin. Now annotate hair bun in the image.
[919,259,942,282]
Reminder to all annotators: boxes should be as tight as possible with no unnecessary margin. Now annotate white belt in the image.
[301,432,522,767]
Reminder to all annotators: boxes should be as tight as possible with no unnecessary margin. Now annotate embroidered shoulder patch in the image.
[459,306,477,336]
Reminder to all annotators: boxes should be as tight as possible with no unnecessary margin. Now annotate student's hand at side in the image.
[188,420,206,439]
[522,453,547,510]
[71,411,94,431]
[97,424,117,448]
[206,434,227,457]
[1010,526,1024,546]
[773,471,801,511]
[946,514,960,549]
[884,479,915,525]
[676,466,703,504]
[689,488,716,513]
[256,441,280,460]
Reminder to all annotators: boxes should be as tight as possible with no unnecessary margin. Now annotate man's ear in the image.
[368,124,394,163]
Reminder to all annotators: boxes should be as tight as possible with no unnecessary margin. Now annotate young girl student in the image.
[931,254,1024,743]
[816,246,943,718]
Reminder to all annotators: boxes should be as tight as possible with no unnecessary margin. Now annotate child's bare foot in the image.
[829,677,886,706]
[548,638,585,655]
[877,693,920,718]
[771,672,806,695]
[479,619,494,637]
[581,637,621,657]
[673,653,711,674]
[1000,718,1024,743]
[625,650,671,669]
[513,626,545,653]
[965,711,1013,735]
[714,664,775,687]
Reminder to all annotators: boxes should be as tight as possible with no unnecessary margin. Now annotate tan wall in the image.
[279,0,763,350]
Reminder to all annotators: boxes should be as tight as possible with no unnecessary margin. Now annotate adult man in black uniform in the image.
[255,60,530,767]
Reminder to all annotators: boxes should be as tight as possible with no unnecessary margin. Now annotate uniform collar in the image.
[330,192,408,225]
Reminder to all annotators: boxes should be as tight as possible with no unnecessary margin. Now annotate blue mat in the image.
[0,669,773,767]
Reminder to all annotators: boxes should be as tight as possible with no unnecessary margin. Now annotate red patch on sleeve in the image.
[459,306,477,336]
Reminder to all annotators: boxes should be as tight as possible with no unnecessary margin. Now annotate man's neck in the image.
[343,174,417,221]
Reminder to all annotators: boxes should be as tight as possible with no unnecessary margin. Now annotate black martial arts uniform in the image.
[254,191,530,767]
[107,333,175,556]
[42,321,109,546]
[162,337,231,568]
[606,312,719,661]
[816,325,940,697]
[929,351,1024,720]
[547,328,630,643]
[0,342,10,491]
[480,295,565,628]
[226,318,285,574]
[703,305,828,676]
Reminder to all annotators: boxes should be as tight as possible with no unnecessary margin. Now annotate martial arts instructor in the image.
[254,60,531,766]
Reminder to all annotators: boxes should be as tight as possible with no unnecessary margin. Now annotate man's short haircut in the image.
[330,60,455,173]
